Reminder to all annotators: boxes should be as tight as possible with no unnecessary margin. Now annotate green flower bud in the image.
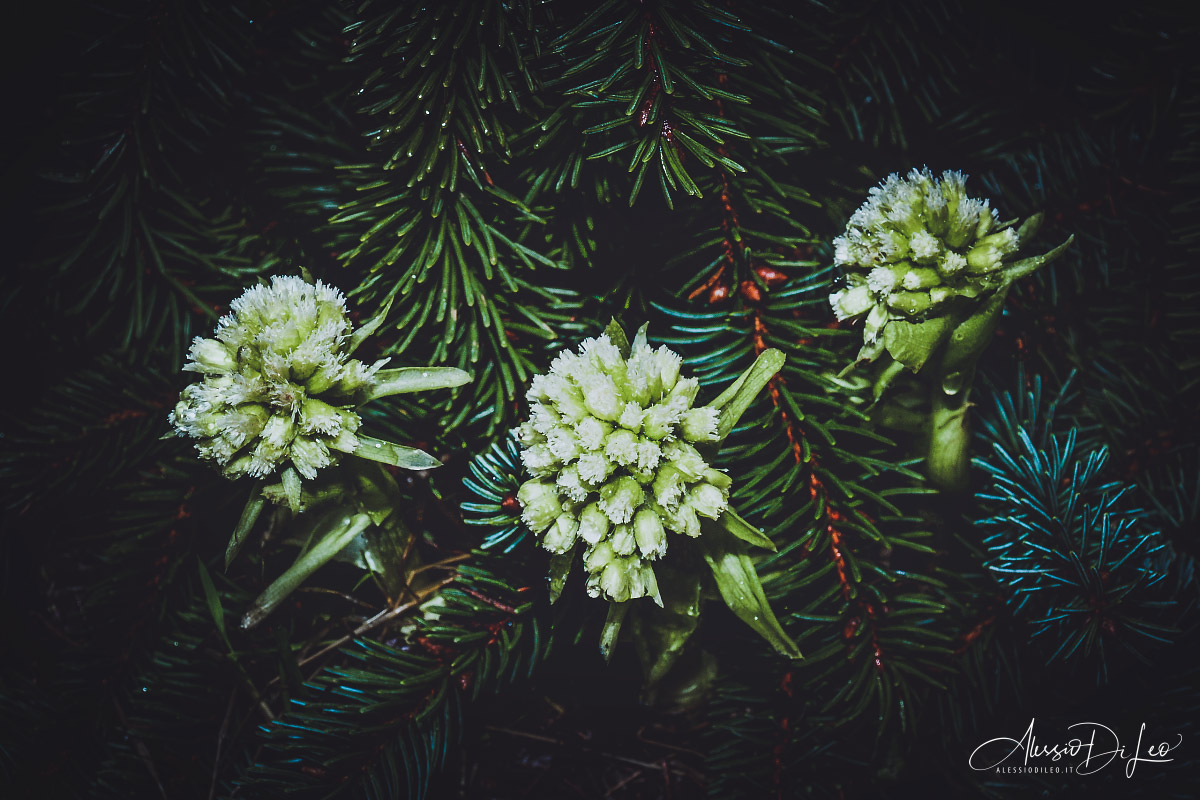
[183,338,236,374]
[600,561,632,602]
[662,440,707,481]
[605,428,641,467]
[887,291,933,316]
[518,480,561,533]
[599,476,644,525]
[829,169,1051,364]
[513,327,739,603]
[584,541,616,573]
[651,463,687,510]
[610,524,636,556]
[169,276,388,480]
[634,508,667,559]
[679,407,719,443]
[685,482,728,520]
[543,513,580,554]
[578,502,611,545]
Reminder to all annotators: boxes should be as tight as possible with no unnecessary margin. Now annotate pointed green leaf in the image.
[225,483,266,570]
[1001,234,1074,282]
[631,568,702,687]
[361,367,472,402]
[699,528,801,659]
[547,545,577,604]
[1014,212,1043,246]
[280,467,302,514]
[600,601,630,662]
[348,294,395,355]
[604,318,630,359]
[938,290,1007,373]
[197,560,230,651]
[713,348,785,441]
[242,512,373,629]
[353,436,442,470]
[715,509,776,551]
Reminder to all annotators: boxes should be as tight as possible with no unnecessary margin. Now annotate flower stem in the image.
[927,382,971,492]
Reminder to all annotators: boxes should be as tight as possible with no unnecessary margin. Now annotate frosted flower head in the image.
[830,168,1044,363]
[170,275,383,480]
[515,326,732,604]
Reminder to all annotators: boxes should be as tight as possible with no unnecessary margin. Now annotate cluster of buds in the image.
[829,168,1035,359]
[516,330,732,604]
[169,275,383,480]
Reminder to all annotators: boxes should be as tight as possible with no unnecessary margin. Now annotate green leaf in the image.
[242,511,373,629]
[631,568,702,687]
[699,527,801,659]
[1014,212,1043,246]
[547,545,576,604]
[714,509,776,551]
[362,367,472,402]
[1001,234,1074,282]
[348,293,396,355]
[938,290,1007,374]
[604,317,631,359]
[197,559,231,651]
[713,348,786,441]
[225,483,266,570]
[352,435,442,470]
[600,601,630,662]
[280,467,302,515]
[882,316,955,372]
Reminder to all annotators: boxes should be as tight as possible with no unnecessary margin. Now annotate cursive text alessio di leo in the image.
[968,718,1182,777]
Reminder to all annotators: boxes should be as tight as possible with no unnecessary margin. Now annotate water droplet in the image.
[941,370,964,396]
[374,442,382,448]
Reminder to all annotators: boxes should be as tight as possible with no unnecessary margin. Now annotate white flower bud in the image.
[574,417,612,451]
[184,338,236,374]
[290,436,332,480]
[830,285,874,321]
[633,508,666,559]
[169,276,390,480]
[520,444,558,477]
[679,407,719,443]
[578,502,611,545]
[299,397,342,436]
[518,480,561,533]
[610,524,636,556]
[513,327,750,605]
[543,513,580,554]
[599,476,643,524]
[686,482,728,520]
[605,428,640,467]
[663,441,707,481]
[556,464,589,502]
[652,464,687,510]
[600,561,632,602]
[830,169,1041,360]
[578,369,622,422]
[669,503,702,538]
[618,402,644,432]
[584,541,616,572]
[576,452,614,485]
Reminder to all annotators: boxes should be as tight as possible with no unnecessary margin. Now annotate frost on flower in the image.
[169,276,382,479]
[828,167,1059,364]
[514,327,732,604]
